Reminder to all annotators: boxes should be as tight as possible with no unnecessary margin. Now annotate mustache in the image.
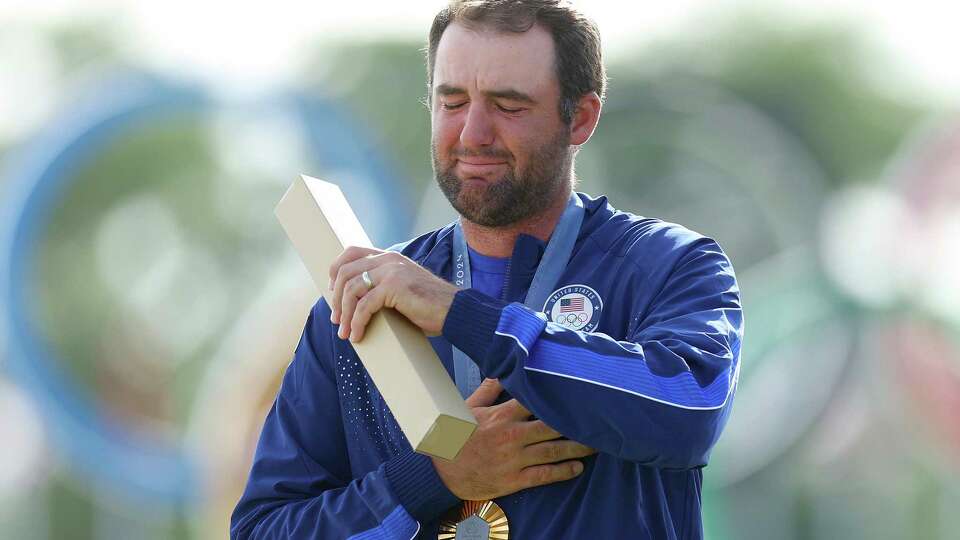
[449,147,512,160]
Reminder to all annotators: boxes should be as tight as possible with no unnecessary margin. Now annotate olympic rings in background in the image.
[0,73,410,510]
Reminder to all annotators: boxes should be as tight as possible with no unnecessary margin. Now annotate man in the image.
[232,1,743,538]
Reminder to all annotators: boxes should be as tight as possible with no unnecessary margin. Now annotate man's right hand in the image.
[432,378,596,501]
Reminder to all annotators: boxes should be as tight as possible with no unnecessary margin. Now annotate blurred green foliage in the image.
[304,41,436,193]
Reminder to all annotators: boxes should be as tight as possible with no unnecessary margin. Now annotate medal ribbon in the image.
[451,193,584,399]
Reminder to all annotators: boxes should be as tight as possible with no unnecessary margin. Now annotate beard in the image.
[432,127,572,227]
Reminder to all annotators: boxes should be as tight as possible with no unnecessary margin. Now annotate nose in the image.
[459,103,495,149]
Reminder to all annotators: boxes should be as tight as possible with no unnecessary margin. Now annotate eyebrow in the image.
[435,84,537,104]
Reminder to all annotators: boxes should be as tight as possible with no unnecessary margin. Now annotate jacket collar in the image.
[417,192,610,283]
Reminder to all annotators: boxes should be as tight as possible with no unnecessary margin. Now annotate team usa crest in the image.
[543,284,603,332]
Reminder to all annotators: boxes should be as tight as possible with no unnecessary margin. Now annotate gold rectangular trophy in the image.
[275,175,477,460]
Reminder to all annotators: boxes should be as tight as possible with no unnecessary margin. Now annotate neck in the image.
[460,188,572,258]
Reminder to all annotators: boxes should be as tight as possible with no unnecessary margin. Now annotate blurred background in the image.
[1,1,958,538]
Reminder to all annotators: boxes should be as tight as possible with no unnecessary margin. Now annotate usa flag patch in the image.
[543,284,603,332]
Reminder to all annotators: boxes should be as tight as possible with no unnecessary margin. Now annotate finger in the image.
[466,378,502,408]
[328,246,380,288]
[331,254,379,325]
[517,460,584,490]
[349,279,388,342]
[521,440,596,467]
[490,398,532,421]
[519,419,564,444]
[338,270,379,340]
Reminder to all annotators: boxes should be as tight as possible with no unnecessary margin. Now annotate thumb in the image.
[466,378,502,408]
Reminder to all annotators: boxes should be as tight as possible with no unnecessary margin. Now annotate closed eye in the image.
[441,102,466,111]
[496,104,525,114]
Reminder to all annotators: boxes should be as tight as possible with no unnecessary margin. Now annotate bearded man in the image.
[232,1,743,538]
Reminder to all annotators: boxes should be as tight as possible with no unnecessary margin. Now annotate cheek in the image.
[432,115,462,152]
[504,117,564,161]
[497,126,536,163]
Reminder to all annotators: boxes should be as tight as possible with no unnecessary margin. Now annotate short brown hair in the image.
[426,0,606,125]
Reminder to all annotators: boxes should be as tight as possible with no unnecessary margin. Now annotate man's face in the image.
[430,22,572,227]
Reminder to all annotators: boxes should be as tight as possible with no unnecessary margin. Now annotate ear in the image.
[569,92,602,146]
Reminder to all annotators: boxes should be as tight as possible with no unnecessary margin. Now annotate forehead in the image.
[433,21,558,97]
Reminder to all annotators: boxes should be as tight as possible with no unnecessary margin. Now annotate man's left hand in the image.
[328,246,458,342]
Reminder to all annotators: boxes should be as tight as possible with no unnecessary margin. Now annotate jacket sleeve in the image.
[231,300,460,539]
[441,237,743,470]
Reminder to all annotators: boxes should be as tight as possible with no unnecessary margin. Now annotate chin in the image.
[454,185,493,212]
[459,176,499,192]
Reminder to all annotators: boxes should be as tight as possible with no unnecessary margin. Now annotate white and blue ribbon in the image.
[450,193,585,398]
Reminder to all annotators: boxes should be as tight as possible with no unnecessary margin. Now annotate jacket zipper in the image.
[501,257,513,302]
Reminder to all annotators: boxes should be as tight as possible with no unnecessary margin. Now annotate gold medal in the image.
[438,500,509,539]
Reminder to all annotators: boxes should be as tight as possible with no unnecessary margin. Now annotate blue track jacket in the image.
[231,193,743,539]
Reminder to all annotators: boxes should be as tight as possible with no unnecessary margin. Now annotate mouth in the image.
[455,159,508,176]
[457,158,507,166]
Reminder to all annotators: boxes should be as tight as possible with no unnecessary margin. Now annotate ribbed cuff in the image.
[442,288,507,367]
[383,451,460,523]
